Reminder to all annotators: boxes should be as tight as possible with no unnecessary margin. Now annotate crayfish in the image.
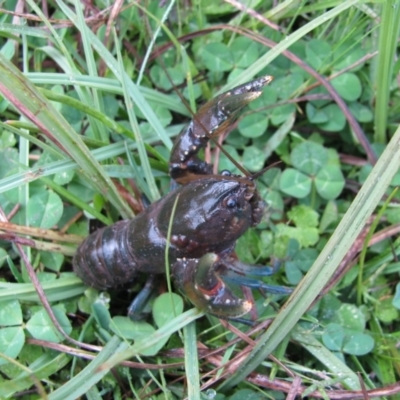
[73,76,291,322]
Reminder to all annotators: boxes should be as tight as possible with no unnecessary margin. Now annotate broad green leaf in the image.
[201,43,233,72]
[317,104,346,132]
[243,146,266,171]
[110,317,155,340]
[40,252,64,272]
[375,297,399,323]
[92,302,112,331]
[333,304,365,331]
[333,44,367,71]
[53,169,74,185]
[110,317,168,356]
[152,293,184,328]
[287,205,319,228]
[276,224,319,248]
[285,248,318,284]
[348,102,373,123]
[273,72,304,100]
[306,102,329,124]
[331,72,362,102]
[0,148,18,179]
[263,189,284,220]
[315,165,345,200]
[0,300,22,325]
[238,113,269,138]
[26,306,72,343]
[319,200,339,232]
[149,65,185,91]
[393,283,400,309]
[270,103,296,126]
[26,190,64,228]
[306,39,332,70]
[290,141,327,175]
[229,388,265,400]
[0,327,25,366]
[0,248,7,268]
[249,86,278,109]
[0,131,16,149]
[279,169,311,198]
[322,323,344,351]
[217,145,242,175]
[342,332,374,356]
[231,37,259,69]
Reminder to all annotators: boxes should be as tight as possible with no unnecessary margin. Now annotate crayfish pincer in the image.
[73,76,291,322]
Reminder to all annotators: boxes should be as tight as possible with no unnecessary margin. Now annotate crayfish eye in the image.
[224,196,237,208]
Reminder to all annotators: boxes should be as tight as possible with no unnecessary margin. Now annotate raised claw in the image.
[169,76,273,184]
[172,251,291,320]
[173,254,252,319]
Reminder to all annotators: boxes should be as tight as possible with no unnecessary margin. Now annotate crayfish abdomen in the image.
[74,178,258,285]
[73,76,292,321]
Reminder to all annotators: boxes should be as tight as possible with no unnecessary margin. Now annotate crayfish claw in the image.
[169,76,273,184]
[173,254,254,319]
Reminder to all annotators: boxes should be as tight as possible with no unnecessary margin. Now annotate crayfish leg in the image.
[226,258,283,277]
[127,274,158,321]
[220,270,293,295]
[219,258,293,295]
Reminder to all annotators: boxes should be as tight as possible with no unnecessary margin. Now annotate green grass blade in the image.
[0,354,70,398]
[219,0,362,91]
[115,28,160,201]
[25,73,191,116]
[102,308,204,369]
[0,53,133,219]
[0,277,86,302]
[55,0,173,150]
[373,0,400,143]
[0,139,165,195]
[73,0,108,143]
[291,326,360,390]
[48,336,126,400]
[184,321,201,399]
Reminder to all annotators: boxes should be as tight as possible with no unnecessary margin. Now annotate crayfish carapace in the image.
[73,76,291,322]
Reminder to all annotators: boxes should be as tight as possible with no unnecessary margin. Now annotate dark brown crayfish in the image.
[73,76,291,322]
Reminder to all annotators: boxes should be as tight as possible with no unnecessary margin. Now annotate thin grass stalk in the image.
[373,0,400,143]
[184,322,201,400]
[219,0,362,92]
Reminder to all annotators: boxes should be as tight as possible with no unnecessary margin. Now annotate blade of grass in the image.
[184,322,201,400]
[0,139,165,195]
[373,0,400,143]
[219,0,362,92]
[0,353,70,398]
[101,308,204,369]
[137,0,177,85]
[47,336,125,400]
[220,122,400,390]
[55,0,173,150]
[115,27,159,201]
[0,53,133,219]
[27,0,110,144]
[0,277,86,302]
[291,325,360,390]
[72,0,107,143]
[25,73,191,116]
